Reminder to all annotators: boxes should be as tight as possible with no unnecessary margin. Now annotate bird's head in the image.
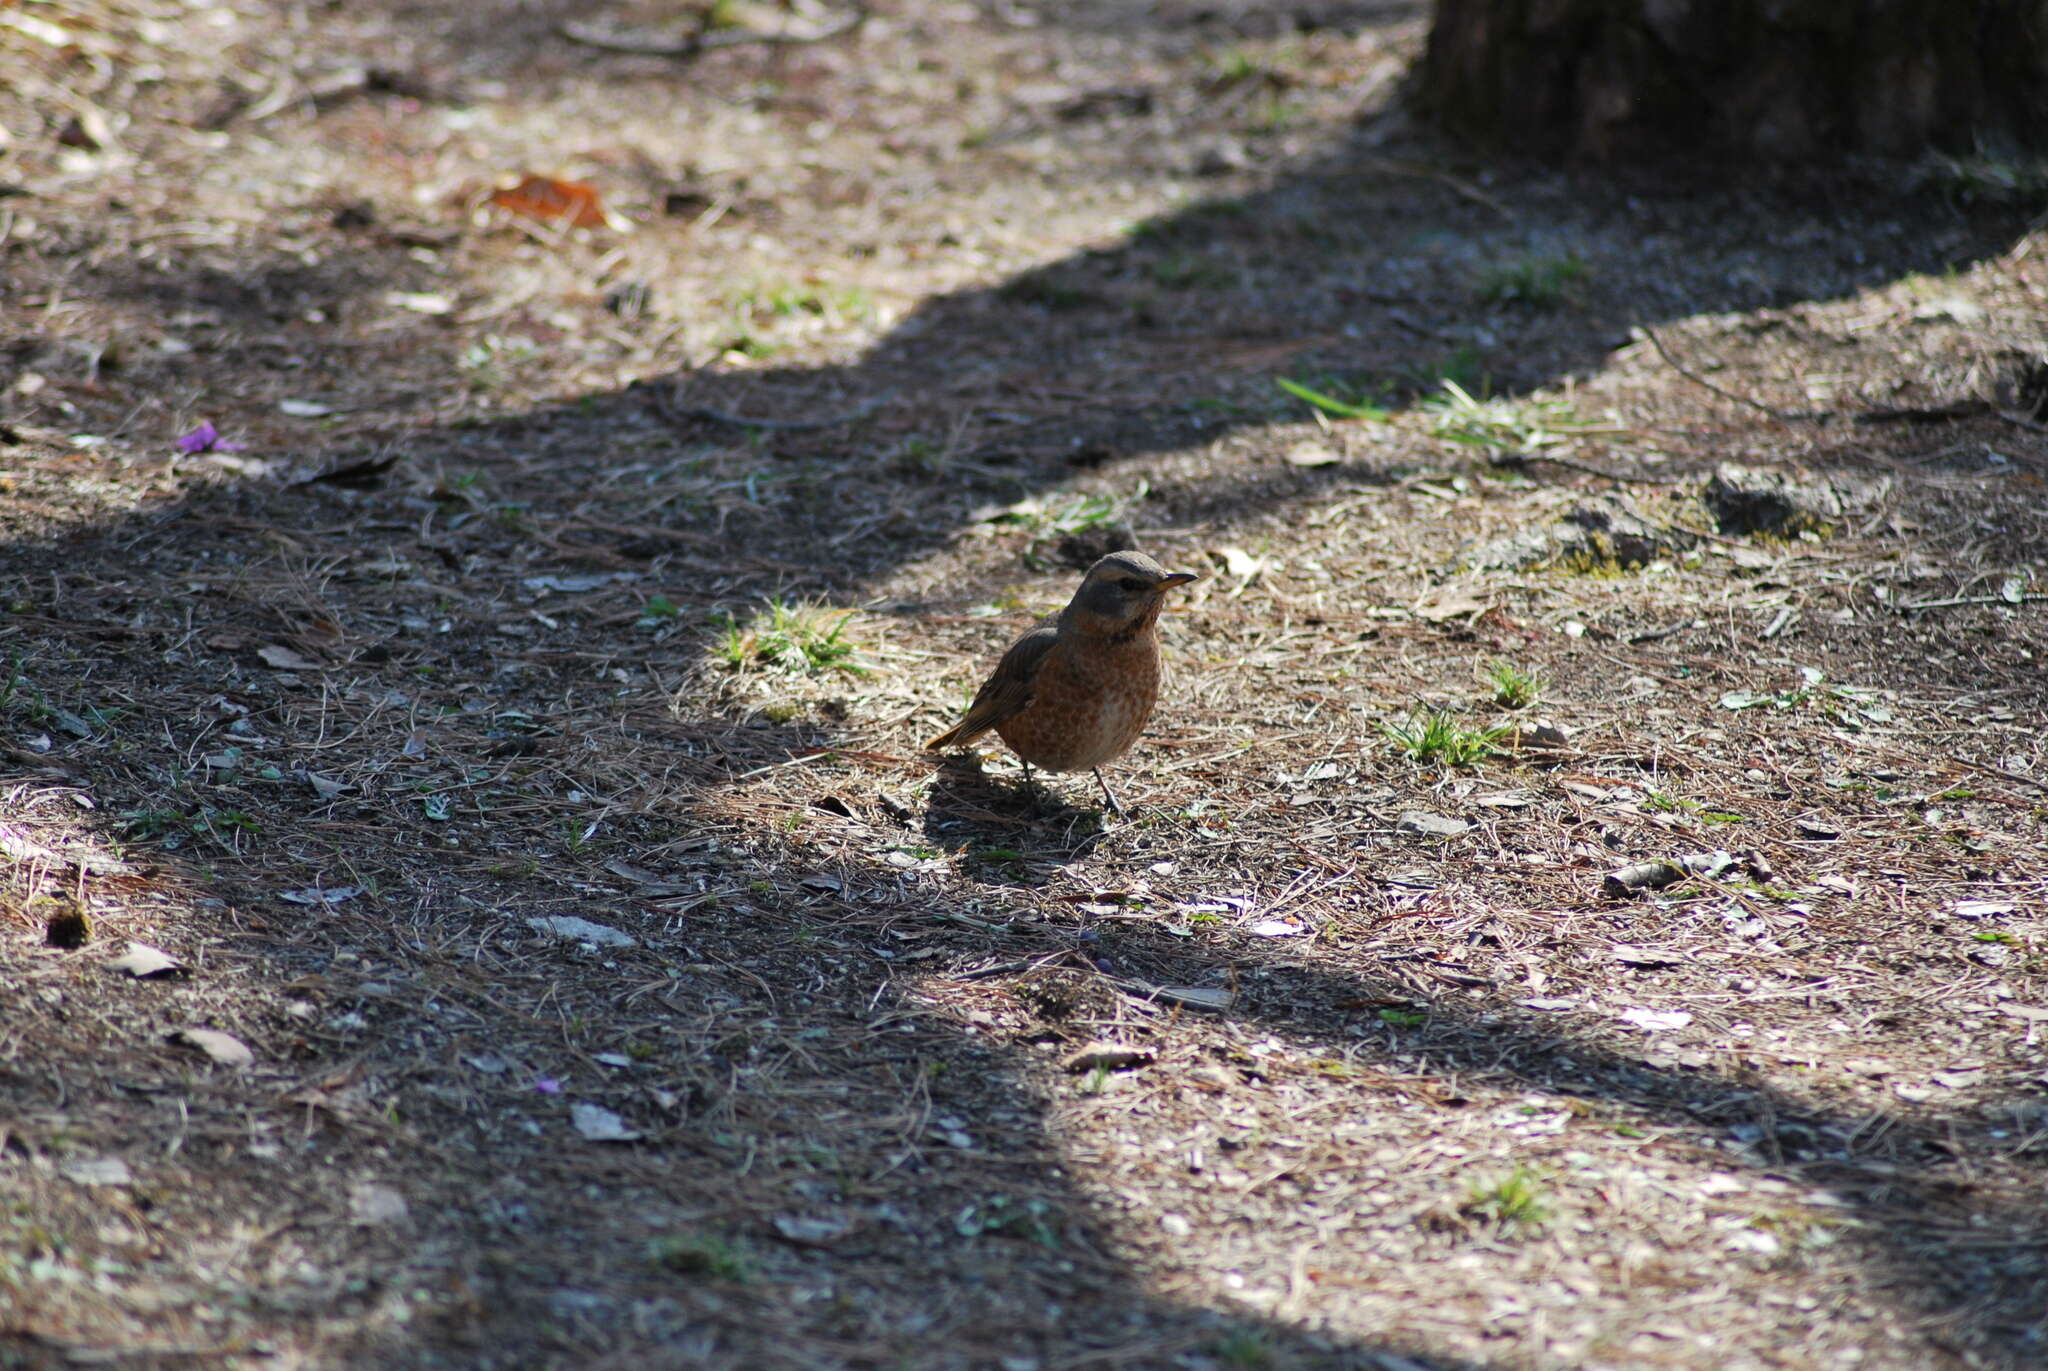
[1065,551,1199,634]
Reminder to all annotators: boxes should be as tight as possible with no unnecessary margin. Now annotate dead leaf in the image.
[1247,918,1304,938]
[109,941,187,979]
[384,291,454,315]
[1414,587,1491,622]
[304,772,350,800]
[1611,944,1687,968]
[278,885,363,906]
[771,1213,856,1247]
[295,452,401,488]
[258,644,323,672]
[1397,811,1469,837]
[1618,1008,1692,1032]
[489,173,614,230]
[1283,441,1340,467]
[570,1101,642,1142]
[1602,861,1683,897]
[1211,545,1268,581]
[528,915,636,948]
[277,398,335,418]
[169,1027,253,1067]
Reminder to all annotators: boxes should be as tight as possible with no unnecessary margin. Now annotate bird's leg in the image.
[1092,769,1126,818]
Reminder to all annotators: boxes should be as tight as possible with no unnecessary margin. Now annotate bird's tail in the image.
[925,722,983,751]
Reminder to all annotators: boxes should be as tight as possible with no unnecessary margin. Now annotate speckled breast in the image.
[996,631,1162,773]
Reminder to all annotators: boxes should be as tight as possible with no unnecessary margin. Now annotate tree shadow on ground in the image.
[3,6,2046,1368]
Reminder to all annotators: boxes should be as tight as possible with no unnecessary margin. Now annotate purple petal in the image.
[175,421,246,454]
[533,1076,562,1095]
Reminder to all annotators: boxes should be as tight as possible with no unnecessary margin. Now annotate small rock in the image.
[1703,462,1882,536]
[349,1181,410,1226]
[61,1157,133,1187]
[1052,523,1138,571]
[1464,493,1694,572]
[1062,1042,1157,1073]
[1194,138,1249,176]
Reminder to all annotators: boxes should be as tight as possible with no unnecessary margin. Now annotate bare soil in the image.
[2,3,2046,1370]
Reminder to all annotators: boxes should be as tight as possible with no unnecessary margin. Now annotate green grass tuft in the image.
[1424,379,1592,456]
[1484,659,1543,710]
[1380,708,1510,766]
[1463,1165,1549,1230]
[716,600,870,676]
[1276,375,1388,421]
[1475,252,1588,309]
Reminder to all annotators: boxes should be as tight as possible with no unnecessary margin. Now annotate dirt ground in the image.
[2,2,2046,1369]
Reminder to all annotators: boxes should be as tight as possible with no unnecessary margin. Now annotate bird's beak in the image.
[1159,571,1199,588]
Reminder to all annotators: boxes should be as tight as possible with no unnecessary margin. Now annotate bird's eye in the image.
[1118,577,1148,591]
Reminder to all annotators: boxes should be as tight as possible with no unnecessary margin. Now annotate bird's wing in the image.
[925,620,1059,750]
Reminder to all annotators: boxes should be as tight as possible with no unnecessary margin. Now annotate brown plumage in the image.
[926,551,1199,813]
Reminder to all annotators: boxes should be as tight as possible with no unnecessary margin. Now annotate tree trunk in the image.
[1420,0,2048,161]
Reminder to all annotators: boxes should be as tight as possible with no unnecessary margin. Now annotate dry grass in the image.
[2,3,2046,1370]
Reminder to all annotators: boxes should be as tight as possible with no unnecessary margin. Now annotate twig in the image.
[1359,157,1510,218]
[1854,401,2048,436]
[1639,326,1823,423]
[1897,592,2048,611]
[558,3,868,59]
[729,748,843,782]
[1953,757,2048,797]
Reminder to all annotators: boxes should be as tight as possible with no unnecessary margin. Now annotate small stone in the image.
[1062,1042,1157,1074]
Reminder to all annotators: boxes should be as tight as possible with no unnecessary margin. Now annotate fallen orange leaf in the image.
[489,174,611,229]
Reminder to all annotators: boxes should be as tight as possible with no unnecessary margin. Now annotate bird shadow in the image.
[920,753,1118,875]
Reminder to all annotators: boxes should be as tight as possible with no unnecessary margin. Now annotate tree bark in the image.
[1420,0,2048,161]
